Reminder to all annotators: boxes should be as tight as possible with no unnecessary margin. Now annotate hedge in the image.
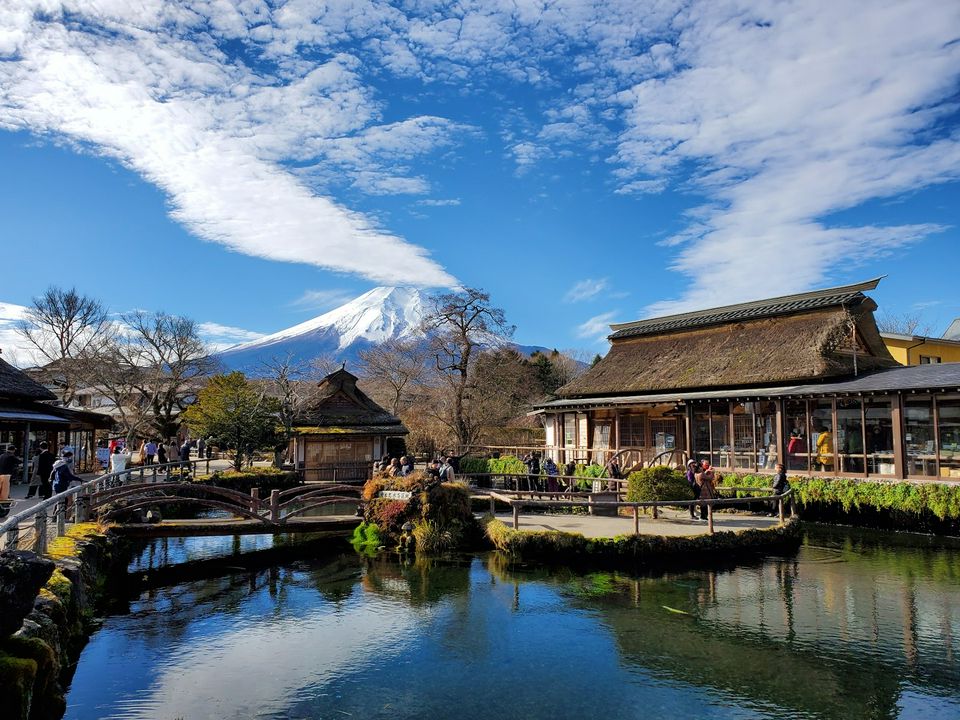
[625,466,689,503]
[192,468,302,493]
[458,454,608,488]
[483,516,801,567]
[716,473,960,521]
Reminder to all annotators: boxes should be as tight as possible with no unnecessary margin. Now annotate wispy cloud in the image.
[565,278,610,303]
[576,312,618,342]
[198,322,265,343]
[417,198,461,207]
[0,5,458,287]
[290,289,357,312]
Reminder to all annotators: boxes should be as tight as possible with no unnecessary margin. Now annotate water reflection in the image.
[65,526,960,720]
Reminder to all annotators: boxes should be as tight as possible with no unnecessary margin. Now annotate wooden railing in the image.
[0,460,363,554]
[483,487,795,536]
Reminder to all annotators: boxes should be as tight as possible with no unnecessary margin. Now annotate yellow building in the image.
[881,324,960,366]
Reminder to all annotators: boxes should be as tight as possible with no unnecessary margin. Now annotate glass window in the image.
[919,356,941,364]
[865,398,894,476]
[710,402,731,468]
[692,405,710,467]
[592,422,611,464]
[811,400,834,472]
[755,401,778,470]
[903,396,936,477]
[785,400,810,472]
[619,414,646,448]
[732,402,755,470]
[938,397,960,479]
[564,414,576,447]
[836,398,865,474]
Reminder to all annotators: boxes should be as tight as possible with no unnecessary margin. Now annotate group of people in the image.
[685,458,790,520]
[0,441,85,501]
[376,454,457,482]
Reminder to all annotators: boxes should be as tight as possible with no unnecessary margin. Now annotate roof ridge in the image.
[609,277,884,335]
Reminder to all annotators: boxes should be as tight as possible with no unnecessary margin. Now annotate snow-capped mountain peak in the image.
[217,286,431,371]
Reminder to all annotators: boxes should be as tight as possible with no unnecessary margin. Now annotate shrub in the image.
[626,466,688,502]
[193,469,301,493]
[412,520,457,554]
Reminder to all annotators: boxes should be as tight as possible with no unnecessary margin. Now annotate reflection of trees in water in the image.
[481,535,958,720]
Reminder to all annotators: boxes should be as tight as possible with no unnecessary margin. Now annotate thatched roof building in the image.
[558,278,896,398]
[289,367,407,482]
[0,355,57,401]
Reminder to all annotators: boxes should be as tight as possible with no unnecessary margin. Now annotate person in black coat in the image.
[30,442,56,499]
[770,463,791,516]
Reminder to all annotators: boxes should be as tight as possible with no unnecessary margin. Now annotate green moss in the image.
[44,567,73,606]
[0,652,38,720]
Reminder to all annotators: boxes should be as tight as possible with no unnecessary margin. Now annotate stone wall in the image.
[0,525,126,720]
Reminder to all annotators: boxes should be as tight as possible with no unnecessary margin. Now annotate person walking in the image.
[51,451,83,495]
[438,456,456,482]
[545,456,560,497]
[137,439,147,467]
[179,439,192,471]
[197,436,206,460]
[35,442,56,499]
[156,441,167,471]
[109,446,132,485]
[165,439,179,469]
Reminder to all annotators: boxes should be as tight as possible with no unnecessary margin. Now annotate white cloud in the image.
[610,0,960,314]
[565,278,610,303]
[198,321,265,344]
[0,302,36,367]
[0,4,459,287]
[417,198,461,207]
[290,288,357,311]
[576,311,618,341]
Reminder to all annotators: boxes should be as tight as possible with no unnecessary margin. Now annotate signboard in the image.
[379,490,412,501]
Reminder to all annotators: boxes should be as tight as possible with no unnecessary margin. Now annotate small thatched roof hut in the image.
[290,367,407,482]
[0,355,57,402]
[558,278,896,398]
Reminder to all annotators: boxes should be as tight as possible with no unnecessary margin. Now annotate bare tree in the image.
[15,286,111,404]
[423,288,515,448]
[357,338,429,416]
[100,311,218,439]
[876,312,933,337]
[258,353,322,442]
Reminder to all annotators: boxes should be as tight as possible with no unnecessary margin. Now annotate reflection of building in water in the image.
[532,278,960,481]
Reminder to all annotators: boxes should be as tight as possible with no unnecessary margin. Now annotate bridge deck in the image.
[109,515,359,537]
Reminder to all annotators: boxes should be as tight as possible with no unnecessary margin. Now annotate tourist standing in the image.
[685,459,700,519]
[156,441,167,471]
[546,457,560,496]
[0,444,17,501]
[696,460,716,522]
[145,439,157,465]
[166,439,179,469]
[787,429,806,469]
[179,439,192,470]
[770,463,791,516]
[109,446,132,485]
[815,425,833,471]
[137,440,147,467]
[438,456,456,482]
[523,451,541,492]
[197,436,206,460]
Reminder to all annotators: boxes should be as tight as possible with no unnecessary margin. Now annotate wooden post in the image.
[270,489,280,522]
[489,496,496,516]
[34,509,47,554]
[652,502,658,520]
[512,503,519,529]
[139,466,145,484]
[778,496,785,526]
[5,526,19,550]
[633,506,639,536]
[56,501,66,536]
[75,494,87,523]
[588,493,594,516]
[250,487,260,514]
[152,466,157,483]
[707,503,714,534]
[206,458,211,475]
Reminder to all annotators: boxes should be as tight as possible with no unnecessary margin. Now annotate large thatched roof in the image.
[0,356,57,401]
[294,367,407,434]
[559,281,897,398]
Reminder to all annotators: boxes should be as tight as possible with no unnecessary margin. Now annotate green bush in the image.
[487,455,528,475]
[458,456,489,474]
[193,468,301,493]
[625,466,688,502]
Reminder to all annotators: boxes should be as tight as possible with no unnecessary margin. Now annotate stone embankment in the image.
[0,524,125,720]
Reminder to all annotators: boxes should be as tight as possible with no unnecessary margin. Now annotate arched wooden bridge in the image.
[86,482,362,537]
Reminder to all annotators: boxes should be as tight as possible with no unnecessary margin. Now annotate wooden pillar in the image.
[707,503,714,535]
[270,489,280,522]
[489,495,496,515]
[892,394,905,480]
[21,422,31,485]
[775,400,785,472]
[778,497,785,527]
[512,503,519,529]
[684,404,693,462]
[34,509,47,554]
[633,506,639,535]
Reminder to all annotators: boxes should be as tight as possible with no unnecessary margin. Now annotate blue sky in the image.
[1,0,959,361]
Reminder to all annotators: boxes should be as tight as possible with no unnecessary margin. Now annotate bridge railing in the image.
[0,459,213,554]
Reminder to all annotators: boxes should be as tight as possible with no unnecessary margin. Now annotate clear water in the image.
[65,526,960,720]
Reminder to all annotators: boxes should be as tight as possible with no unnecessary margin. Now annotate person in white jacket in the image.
[109,446,132,483]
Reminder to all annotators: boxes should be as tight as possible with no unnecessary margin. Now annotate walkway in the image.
[493,507,783,538]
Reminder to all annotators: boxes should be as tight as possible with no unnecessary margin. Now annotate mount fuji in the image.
[215,287,550,375]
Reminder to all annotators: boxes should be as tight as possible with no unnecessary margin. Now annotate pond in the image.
[64,526,960,719]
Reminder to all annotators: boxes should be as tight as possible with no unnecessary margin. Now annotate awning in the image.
[0,408,71,424]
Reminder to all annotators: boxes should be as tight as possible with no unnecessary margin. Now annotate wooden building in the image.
[0,355,113,477]
[289,367,408,482]
[533,278,960,481]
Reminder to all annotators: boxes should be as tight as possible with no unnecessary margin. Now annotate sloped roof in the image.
[0,356,57,401]
[559,301,897,398]
[293,367,407,434]
[609,277,883,340]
